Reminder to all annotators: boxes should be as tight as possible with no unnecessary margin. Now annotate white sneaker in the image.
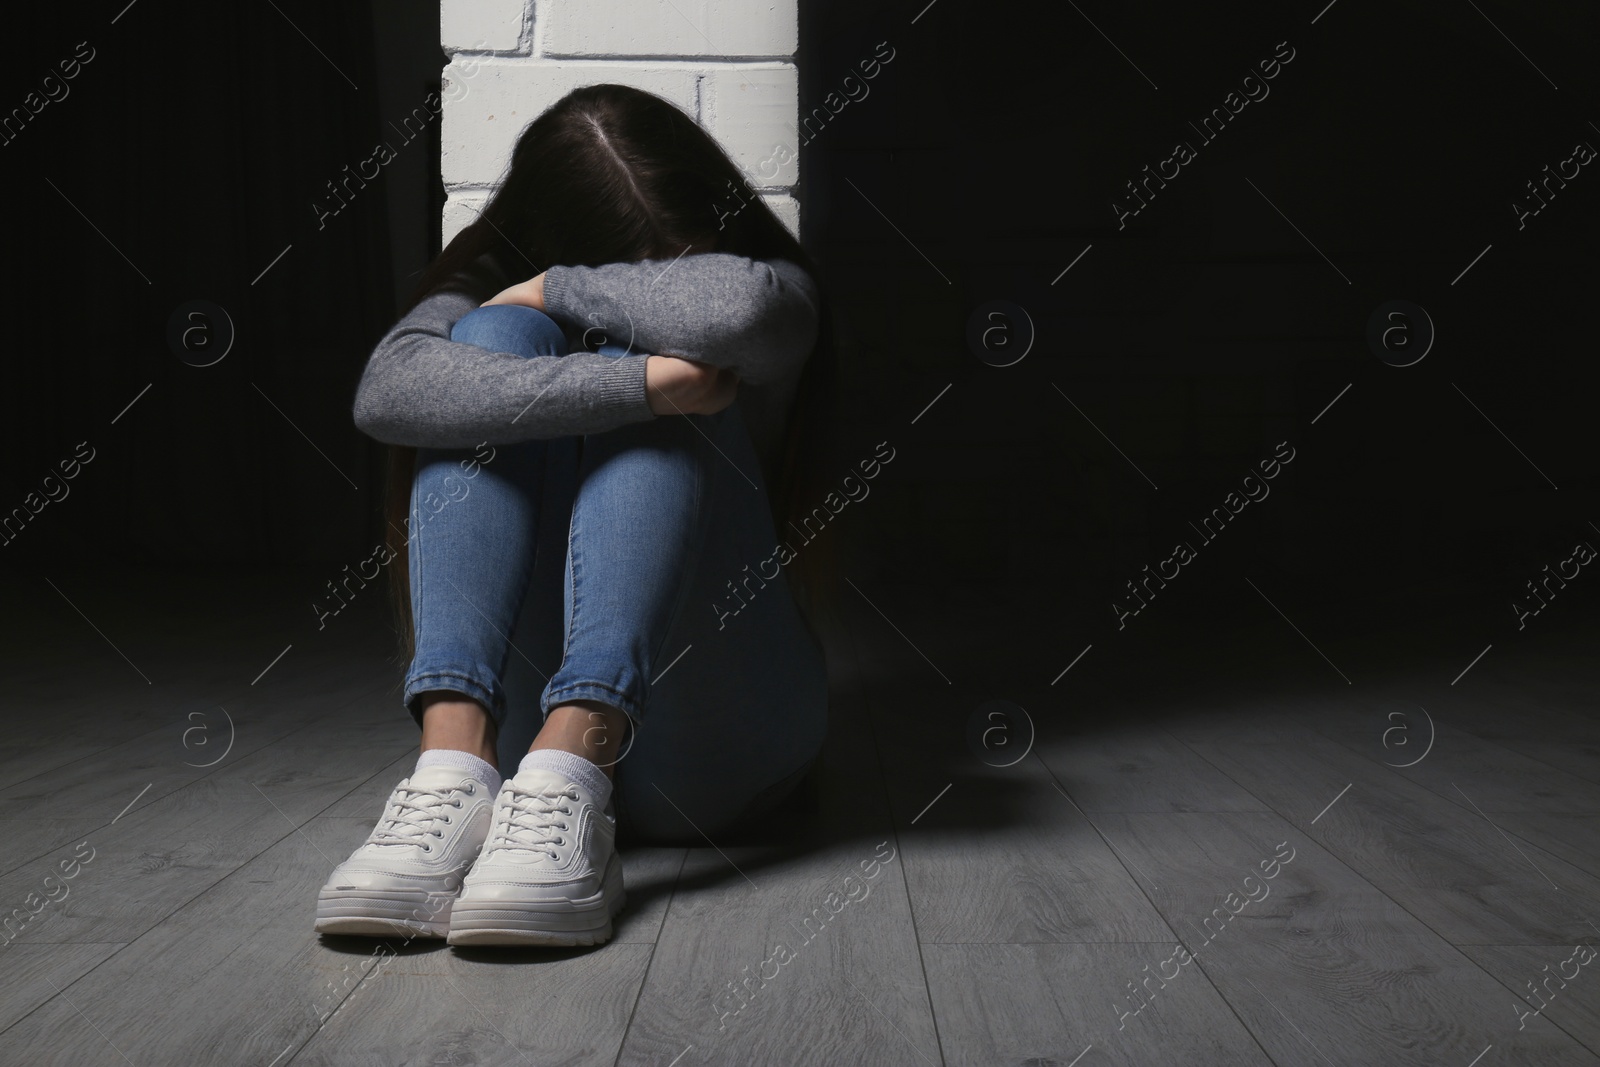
[446,766,625,947]
[315,765,495,938]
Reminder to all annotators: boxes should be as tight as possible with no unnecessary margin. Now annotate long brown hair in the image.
[378,83,841,669]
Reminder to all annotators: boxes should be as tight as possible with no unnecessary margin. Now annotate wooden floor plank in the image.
[1346,721,1600,814]
[1034,729,1269,814]
[923,942,1274,1067]
[0,942,125,1034]
[0,703,414,945]
[1151,682,1600,821]
[0,818,367,1064]
[1489,813,1600,881]
[0,662,396,878]
[1246,689,1600,815]
[1404,678,1600,786]
[292,938,656,1067]
[1180,733,1600,945]
[1094,811,1599,1065]
[884,746,1174,944]
[1459,944,1600,1055]
[613,838,937,1067]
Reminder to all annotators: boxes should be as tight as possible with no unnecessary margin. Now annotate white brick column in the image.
[437,0,801,246]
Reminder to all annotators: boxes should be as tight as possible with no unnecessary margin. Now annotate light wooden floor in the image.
[2,562,1597,1066]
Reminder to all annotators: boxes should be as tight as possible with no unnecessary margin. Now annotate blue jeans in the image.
[401,305,828,842]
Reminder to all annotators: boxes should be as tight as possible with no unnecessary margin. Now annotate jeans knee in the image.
[450,304,567,357]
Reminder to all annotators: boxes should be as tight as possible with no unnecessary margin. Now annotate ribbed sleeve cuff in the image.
[595,353,654,421]
[541,266,573,319]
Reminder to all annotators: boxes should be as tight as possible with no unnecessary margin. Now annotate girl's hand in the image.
[482,272,545,309]
[646,356,737,415]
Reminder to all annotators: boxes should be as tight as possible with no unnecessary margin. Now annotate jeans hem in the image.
[403,671,500,728]
[540,683,642,727]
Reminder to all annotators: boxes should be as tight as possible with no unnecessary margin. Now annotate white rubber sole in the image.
[446,855,626,947]
[315,887,456,939]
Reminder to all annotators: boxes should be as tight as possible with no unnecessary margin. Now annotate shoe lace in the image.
[369,784,464,847]
[486,784,579,858]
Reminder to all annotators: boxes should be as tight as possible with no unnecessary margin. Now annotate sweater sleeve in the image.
[350,264,657,448]
[539,253,821,388]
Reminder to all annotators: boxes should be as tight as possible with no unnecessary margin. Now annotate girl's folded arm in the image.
[351,285,656,448]
[539,253,821,387]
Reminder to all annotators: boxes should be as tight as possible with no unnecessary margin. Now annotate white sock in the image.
[416,748,502,794]
[517,748,612,810]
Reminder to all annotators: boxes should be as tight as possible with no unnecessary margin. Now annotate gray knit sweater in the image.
[351,251,821,481]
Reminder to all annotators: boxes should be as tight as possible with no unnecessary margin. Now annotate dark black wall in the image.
[798,0,1599,642]
[4,1,439,572]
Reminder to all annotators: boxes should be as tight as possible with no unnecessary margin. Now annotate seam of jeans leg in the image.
[646,418,711,677]
[491,456,545,719]
[409,467,426,715]
[656,407,754,680]
[548,486,643,726]
[535,442,573,722]
[546,481,582,719]
[566,480,583,669]
[641,422,688,713]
